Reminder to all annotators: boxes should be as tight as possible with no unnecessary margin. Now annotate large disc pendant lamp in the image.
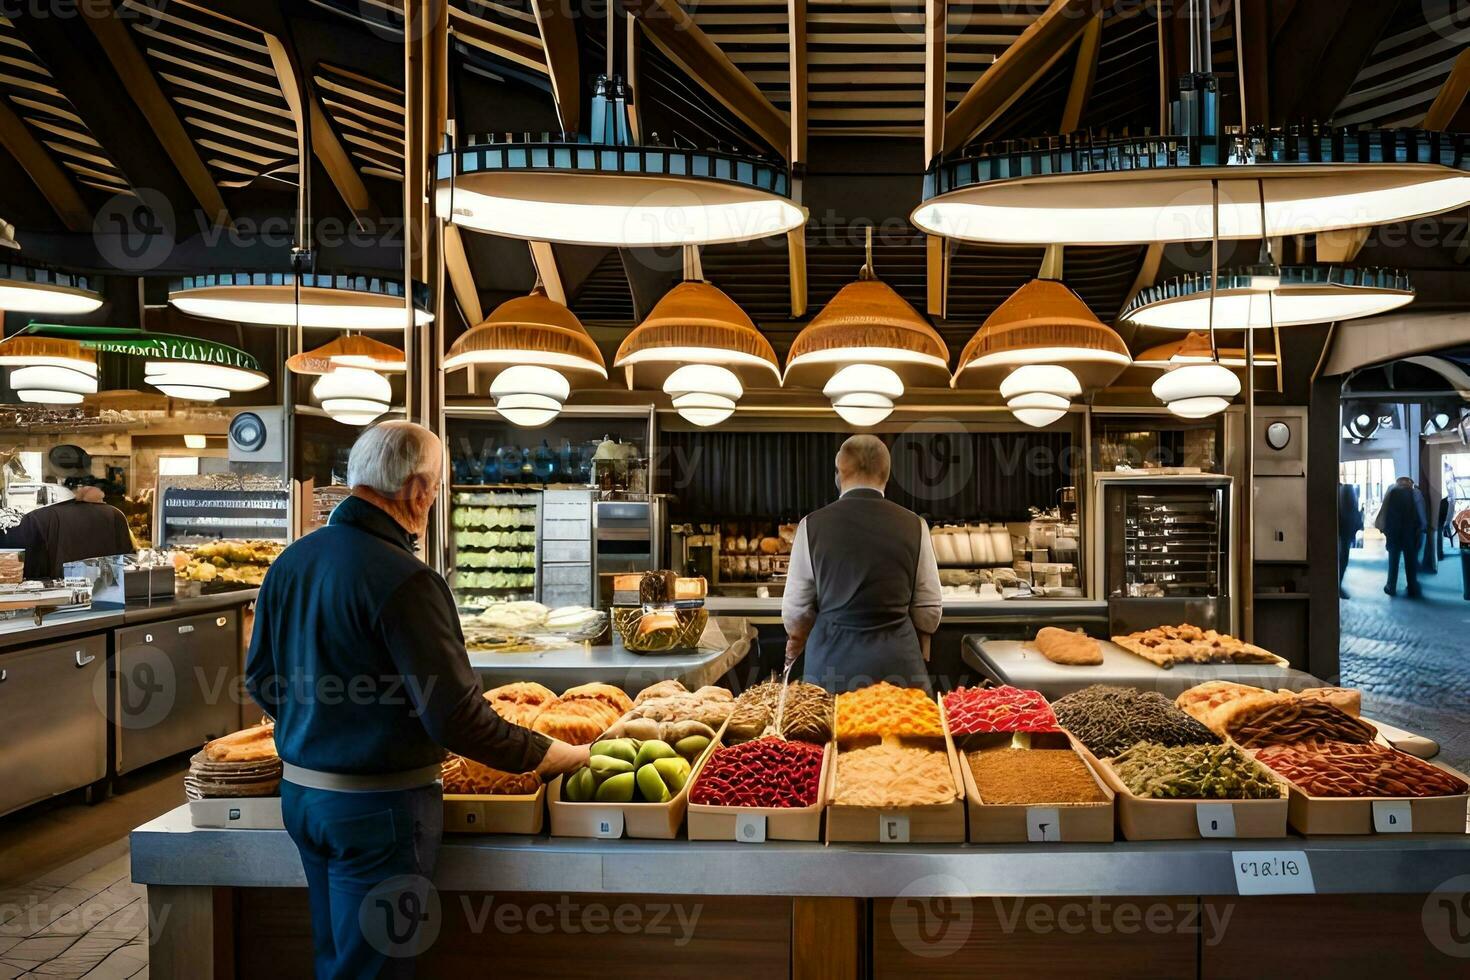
[288,335,407,426]
[0,262,104,315]
[1124,265,1414,331]
[444,287,606,428]
[952,278,1131,390]
[0,335,97,404]
[436,76,806,247]
[169,273,432,330]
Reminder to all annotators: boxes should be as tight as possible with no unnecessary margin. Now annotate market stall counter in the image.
[131,808,1470,979]
[468,616,754,691]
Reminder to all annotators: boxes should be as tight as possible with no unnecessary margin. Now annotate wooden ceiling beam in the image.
[943,0,1112,154]
[528,240,566,306]
[1059,12,1102,134]
[442,222,483,325]
[0,98,90,232]
[82,8,230,227]
[531,0,581,134]
[923,0,947,318]
[789,0,808,164]
[449,8,548,75]
[1115,242,1163,346]
[1425,47,1470,132]
[788,229,807,319]
[624,0,791,160]
[1233,0,1271,130]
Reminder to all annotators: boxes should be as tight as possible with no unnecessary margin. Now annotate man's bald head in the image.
[74,486,105,504]
[835,434,890,492]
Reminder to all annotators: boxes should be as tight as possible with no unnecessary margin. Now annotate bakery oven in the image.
[1090,473,1234,636]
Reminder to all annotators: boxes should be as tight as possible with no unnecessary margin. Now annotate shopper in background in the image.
[1,485,133,580]
[1455,507,1470,601]
[246,421,588,979]
[1337,482,1362,599]
[782,434,942,693]
[1377,475,1427,598]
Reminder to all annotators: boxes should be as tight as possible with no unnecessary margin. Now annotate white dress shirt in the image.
[781,485,943,653]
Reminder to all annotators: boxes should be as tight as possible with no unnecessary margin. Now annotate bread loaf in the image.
[1033,627,1102,666]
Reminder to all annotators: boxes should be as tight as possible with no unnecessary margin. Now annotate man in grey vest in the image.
[781,435,942,693]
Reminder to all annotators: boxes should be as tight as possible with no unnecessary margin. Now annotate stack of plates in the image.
[184,751,282,801]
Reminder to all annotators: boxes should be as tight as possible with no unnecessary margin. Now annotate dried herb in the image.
[1052,685,1220,758]
[1110,741,1282,800]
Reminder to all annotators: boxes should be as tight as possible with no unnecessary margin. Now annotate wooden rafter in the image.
[1115,242,1163,344]
[926,234,949,320]
[531,0,580,134]
[788,229,807,319]
[528,240,566,306]
[923,0,946,317]
[1059,13,1102,134]
[789,0,807,164]
[624,0,791,160]
[943,0,1110,154]
[442,222,483,325]
[83,6,229,225]
[1425,47,1470,132]
[0,96,90,231]
[449,7,546,75]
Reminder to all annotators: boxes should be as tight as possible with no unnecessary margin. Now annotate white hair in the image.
[346,421,442,495]
[836,434,891,484]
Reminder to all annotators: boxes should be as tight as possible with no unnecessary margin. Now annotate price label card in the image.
[878,813,910,843]
[735,813,767,843]
[592,811,625,839]
[1372,800,1413,833]
[1196,803,1238,838]
[1026,807,1062,842]
[1233,850,1315,895]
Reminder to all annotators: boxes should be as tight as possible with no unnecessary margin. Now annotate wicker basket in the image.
[612,606,709,652]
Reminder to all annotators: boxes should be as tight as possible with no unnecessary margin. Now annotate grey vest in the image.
[800,488,931,693]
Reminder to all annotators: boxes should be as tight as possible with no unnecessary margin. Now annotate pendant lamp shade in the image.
[0,335,99,405]
[1000,365,1079,428]
[664,363,743,426]
[1124,266,1414,330]
[785,278,950,389]
[1136,332,1278,369]
[615,281,779,389]
[170,273,431,330]
[1152,362,1240,418]
[490,365,570,428]
[287,335,407,375]
[0,263,104,315]
[313,368,392,426]
[444,289,606,381]
[953,279,1131,389]
[824,363,904,427]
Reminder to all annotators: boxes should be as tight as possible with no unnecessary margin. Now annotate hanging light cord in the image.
[1208,178,1220,362]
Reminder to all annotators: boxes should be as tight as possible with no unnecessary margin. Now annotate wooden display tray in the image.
[825,697,966,844]
[547,723,724,840]
[1248,750,1470,836]
[443,783,545,835]
[956,731,1115,844]
[1078,743,1289,841]
[686,740,831,842]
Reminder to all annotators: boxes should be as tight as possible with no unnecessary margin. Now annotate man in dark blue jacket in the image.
[1379,475,1427,598]
[246,421,587,978]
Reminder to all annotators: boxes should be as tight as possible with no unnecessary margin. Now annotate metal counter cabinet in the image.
[0,635,107,817]
[114,610,241,775]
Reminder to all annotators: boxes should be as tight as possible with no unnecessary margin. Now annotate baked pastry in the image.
[633,679,687,706]
[560,682,633,716]
[483,681,559,727]
[1293,687,1362,717]
[674,576,708,599]
[202,723,277,763]
[1112,624,1287,668]
[441,755,541,796]
[1033,627,1102,665]
[532,699,620,744]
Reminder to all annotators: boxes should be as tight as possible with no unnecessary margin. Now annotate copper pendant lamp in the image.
[952,278,1131,389]
[615,280,779,391]
[1136,331,1278,370]
[287,335,408,375]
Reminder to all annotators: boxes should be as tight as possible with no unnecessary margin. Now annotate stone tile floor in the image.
[0,840,147,979]
[1340,546,1470,774]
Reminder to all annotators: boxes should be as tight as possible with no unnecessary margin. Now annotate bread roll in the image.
[1033,627,1102,666]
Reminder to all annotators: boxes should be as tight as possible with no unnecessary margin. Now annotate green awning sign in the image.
[21,323,263,371]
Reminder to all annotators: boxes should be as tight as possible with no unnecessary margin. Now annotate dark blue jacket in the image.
[1379,483,1427,545]
[245,495,550,776]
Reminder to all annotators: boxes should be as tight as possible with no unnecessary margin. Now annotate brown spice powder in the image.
[968,749,1106,805]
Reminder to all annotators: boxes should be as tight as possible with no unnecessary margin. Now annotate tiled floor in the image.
[0,840,147,979]
[1340,545,1470,774]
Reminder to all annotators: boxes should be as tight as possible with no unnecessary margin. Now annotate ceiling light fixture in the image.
[490,365,571,428]
[999,364,1080,428]
[286,334,408,374]
[444,287,606,381]
[616,279,779,392]
[953,278,1131,389]
[663,363,743,427]
[824,363,904,427]
[0,262,104,315]
[1136,331,1279,369]
[169,273,432,330]
[313,368,392,426]
[1124,265,1414,330]
[436,76,806,247]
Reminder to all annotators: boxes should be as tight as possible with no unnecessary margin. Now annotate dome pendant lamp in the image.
[288,335,408,426]
[999,364,1081,428]
[914,0,1470,246]
[436,75,806,248]
[0,335,97,404]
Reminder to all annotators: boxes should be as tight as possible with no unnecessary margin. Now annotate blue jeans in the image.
[281,781,443,979]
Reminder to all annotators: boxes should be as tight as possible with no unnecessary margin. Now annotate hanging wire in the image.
[1208,178,1220,362]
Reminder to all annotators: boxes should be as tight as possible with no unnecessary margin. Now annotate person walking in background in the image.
[1337,482,1363,599]
[1378,475,1427,598]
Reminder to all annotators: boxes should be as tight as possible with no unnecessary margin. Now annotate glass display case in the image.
[1092,473,1233,634]
[448,489,540,608]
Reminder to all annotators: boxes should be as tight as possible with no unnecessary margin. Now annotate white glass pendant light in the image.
[0,263,104,315]
[313,367,392,426]
[999,365,1080,427]
[1152,362,1241,419]
[170,273,432,330]
[145,361,270,403]
[1124,266,1414,330]
[824,363,904,427]
[10,363,98,404]
[491,365,570,428]
[664,363,742,427]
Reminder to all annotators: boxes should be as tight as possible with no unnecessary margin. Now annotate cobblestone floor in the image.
[1340,546,1470,774]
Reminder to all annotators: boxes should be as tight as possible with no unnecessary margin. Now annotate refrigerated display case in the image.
[448,490,540,607]
[1090,473,1234,635]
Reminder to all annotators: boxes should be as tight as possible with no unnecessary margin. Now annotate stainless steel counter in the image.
[0,589,258,652]
[704,595,1106,622]
[468,617,755,691]
[131,804,1470,897]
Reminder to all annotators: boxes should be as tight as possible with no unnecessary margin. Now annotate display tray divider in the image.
[686,738,831,843]
[954,730,1115,844]
[1245,748,1470,836]
[443,783,546,835]
[547,721,726,840]
[1076,742,1289,841]
[824,697,966,844]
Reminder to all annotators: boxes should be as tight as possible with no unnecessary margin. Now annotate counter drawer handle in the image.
[75,651,96,668]
[178,625,195,635]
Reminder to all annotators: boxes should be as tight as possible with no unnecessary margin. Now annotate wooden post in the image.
[792,897,863,979]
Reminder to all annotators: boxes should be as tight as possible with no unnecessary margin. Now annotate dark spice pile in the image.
[967,749,1105,805]
[1052,685,1220,758]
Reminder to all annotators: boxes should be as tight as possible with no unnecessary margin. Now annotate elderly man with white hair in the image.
[245,421,587,979]
[781,434,942,693]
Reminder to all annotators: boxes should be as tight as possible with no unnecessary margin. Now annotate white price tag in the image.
[592,811,625,839]
[734,813,767,844]
[1233,850,1315,895]
[877,813,910,843]
[1372,800,1413,833]
[1026,807,1062,842]
[1196,803,1238,838]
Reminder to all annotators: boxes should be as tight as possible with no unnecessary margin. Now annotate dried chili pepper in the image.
[944,686,1059,735]
[689,737,824,808]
